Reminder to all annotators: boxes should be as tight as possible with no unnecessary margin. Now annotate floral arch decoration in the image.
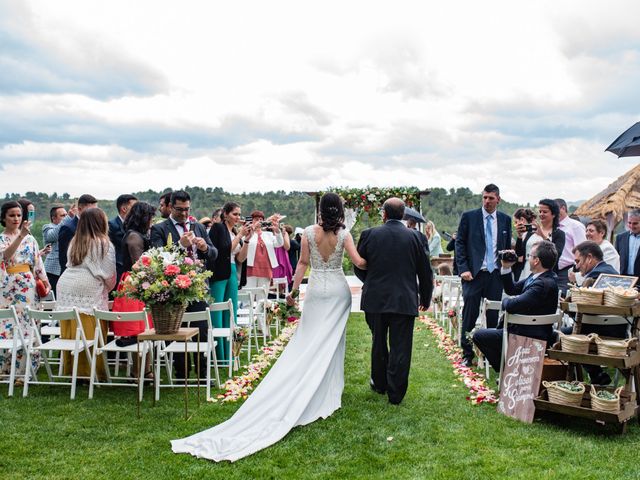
[317,187,426,231]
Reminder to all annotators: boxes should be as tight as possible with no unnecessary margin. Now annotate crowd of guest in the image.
[0,190,303,383]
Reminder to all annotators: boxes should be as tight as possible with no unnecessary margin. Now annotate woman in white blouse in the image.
[57,208,116,380]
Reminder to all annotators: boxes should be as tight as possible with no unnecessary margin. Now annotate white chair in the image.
[236,291,259,362]
[498,311,563,387]
[477,299,502,379]
[159,306,224,401]
[441,277,463,340]
[89,309,152,399]
[0,306,27,397]
[270,278,289,335]
[242,286,269,346]
[23,307,94,399]
[581,314,631,333]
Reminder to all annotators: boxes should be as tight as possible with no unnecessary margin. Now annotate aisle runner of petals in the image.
[212,321,299,403]
[418,315,498,405]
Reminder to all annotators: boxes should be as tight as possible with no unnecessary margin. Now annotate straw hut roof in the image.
[574,163,640,225]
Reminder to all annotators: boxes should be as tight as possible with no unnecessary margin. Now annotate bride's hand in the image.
[286,294,296,307]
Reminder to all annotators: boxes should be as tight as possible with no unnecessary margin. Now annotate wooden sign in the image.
[497,334,546,423]
[592,274,638,289]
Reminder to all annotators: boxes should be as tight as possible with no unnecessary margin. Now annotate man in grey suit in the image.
[615,209,640,278]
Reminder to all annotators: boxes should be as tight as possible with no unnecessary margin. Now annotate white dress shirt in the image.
[558,216,586,270]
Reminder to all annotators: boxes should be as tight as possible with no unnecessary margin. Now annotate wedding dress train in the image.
[171,226,351,462]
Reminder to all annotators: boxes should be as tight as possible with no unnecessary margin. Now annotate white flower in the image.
[159,251,178,267]
[367,193,376,201]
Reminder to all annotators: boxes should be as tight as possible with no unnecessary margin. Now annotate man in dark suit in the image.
[58,194,98,275]
[108,194,137,285]
[568,241,623,385]
[150,190,218,379]
[354,197,433,405]
[615,209,640,278]
[455,184,512,366]
[473,241,559,372]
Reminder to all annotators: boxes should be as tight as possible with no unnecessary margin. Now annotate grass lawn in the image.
[1,313,639,479]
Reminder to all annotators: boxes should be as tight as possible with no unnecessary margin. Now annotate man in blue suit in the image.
[58,194,98,275]
[108,194,137,285]
[615,209,640,278]
[473,241,559,372]
[455,184,512,366]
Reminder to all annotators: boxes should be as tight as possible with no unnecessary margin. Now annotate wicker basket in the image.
[590,385,622,413]
[543,381,585,407]
[594,337,638,357]
[149,303,186,334]
[569,288,604,305]
[603,289,638,308]
[559,332,597,354]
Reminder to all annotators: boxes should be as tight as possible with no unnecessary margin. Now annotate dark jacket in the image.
[455,208,512,277]
[108,216,126,282]
[615,231,640,277]
[58,216,78,275]
[585,261,618,280]
[150,218,218,272]
[354,220,433,316]
[500,269,558,343]
[208,222,235,281]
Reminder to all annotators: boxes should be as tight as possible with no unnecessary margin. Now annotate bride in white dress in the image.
[171,193,367,462]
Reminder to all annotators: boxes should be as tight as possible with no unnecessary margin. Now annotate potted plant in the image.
[116,246,212,334]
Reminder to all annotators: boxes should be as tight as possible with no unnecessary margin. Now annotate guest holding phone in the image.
[513,208,543,281]
[0,201,50,382]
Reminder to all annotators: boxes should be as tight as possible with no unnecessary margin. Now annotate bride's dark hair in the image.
[319,193,345,234]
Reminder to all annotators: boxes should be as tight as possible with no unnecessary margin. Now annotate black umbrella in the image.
[403,207,426,223]
[606,121,640,157]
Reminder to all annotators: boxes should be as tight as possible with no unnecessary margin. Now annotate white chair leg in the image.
[212,344,220,389]
[88,346,98,399]
[8,344,18,397]
[206,353,211,401]
[155,343,161,402]
[71,351,80,400]
[22,347,33,398]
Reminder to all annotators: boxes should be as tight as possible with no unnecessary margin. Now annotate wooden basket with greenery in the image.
[590,385,622,413]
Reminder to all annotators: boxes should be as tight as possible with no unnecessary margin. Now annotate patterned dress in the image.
[0,233,47,376]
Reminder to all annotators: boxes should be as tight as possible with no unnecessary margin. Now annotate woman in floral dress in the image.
[0,201,50,380]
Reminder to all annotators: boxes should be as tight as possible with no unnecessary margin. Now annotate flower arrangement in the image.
[116,245,212,306]
[418,314,497,405]
[324,187,422,212]
[267,291,301,325]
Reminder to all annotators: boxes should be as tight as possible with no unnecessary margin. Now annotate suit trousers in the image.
[365,312,415,404]
[173,300,209,379]
[460,270,503,361]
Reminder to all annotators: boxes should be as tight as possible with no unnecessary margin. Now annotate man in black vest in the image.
[354,197,433,405]
[151,190,218,379]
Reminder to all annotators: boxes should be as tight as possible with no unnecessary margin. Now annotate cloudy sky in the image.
[1,0,639,204]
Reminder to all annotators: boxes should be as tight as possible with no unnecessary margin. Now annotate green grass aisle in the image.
[1,313,639,479]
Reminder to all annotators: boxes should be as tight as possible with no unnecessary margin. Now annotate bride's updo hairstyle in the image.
[319,193,345,234]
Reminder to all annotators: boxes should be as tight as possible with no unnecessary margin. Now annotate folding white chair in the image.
[477,299,502,379]
[159,306,223,401]
[498,311,562,387]
[242,286,269,346]
[0,306,28,397]
[236,291,259,362]
[270,278,289,335]
[24,307,94,399]
[89,309,152,399]
[442,277,462,340]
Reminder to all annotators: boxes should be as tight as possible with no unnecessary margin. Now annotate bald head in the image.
[383,197,405,221]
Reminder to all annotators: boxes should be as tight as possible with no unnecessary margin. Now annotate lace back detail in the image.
[305,226,346,270]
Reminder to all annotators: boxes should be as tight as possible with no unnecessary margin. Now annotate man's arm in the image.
[502,280,545,314]
[353,229,369,283]
[416,237,434,309]
[43,223,61,244]
[58,224,72,271]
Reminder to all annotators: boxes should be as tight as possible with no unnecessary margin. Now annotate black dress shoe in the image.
[370,379,386,394]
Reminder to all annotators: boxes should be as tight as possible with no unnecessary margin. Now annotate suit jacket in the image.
[354,220,433,316]
[150,218,218,272]
[455,208,512,278]
[108,216,126,280]
[58,216,78,275]
[615,231,640,277]
[500,269,559,343]
[208,222,234,281]
[42,222,62,275]
[585,261,618,280]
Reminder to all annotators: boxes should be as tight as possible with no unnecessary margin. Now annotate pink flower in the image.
[188,270,197,278]
[161,280,169,287]
[164,264,181,276]
[140,256,151,267]
[184,257,194,265]
[142,282,151,290]
[175,274,192,289]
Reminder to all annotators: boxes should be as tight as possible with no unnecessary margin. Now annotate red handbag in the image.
[111,272,152,336]
[36,278,50,298]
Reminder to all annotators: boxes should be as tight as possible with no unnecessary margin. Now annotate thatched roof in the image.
[574,163,640,224]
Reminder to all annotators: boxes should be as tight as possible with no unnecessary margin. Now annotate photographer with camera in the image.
[472,241,559,372]
[513,208,543,281]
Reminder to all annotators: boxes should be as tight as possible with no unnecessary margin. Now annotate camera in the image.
[244,216,253,222]
[261,221,273,229]
[523,224,537,233]
[498,250,517,262]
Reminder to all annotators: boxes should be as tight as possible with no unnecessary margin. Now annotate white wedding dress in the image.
[171,226,352,462]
